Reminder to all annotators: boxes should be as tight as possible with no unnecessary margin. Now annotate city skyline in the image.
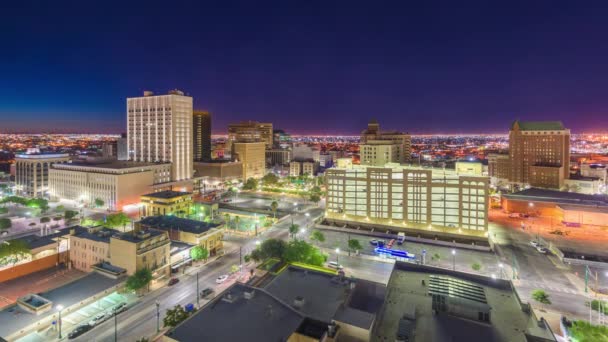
[2,2,608,134]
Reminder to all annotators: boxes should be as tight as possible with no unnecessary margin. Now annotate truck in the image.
[397,232,406,245]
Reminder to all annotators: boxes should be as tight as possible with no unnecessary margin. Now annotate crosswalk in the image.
[516,279,581,295]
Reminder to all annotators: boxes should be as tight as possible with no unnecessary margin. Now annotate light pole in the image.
[305,212,310,228]
[56,304,63,339]
[196,272,200,308]
[113,307,118,342]
[156,300,160,333]
[499,263,504,279]
[335,248,340,264]
[451,249,456,271]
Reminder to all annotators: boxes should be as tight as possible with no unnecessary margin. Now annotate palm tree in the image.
[289,223,299,240]
[234,216,241,231]
[270,201,278,219]
[224,214,231,229]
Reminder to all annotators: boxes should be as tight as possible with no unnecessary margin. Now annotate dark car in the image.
[68,324,92,339]
[200,288,214,298]
[168,278,180,286]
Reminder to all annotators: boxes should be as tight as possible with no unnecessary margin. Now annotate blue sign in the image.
[185,303,194,312]
[374,247,415,259]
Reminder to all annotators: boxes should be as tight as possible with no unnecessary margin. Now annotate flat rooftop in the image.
[111,229,166,243]
[139,215,222,235]
[54,160,169,170]
[72,226,115,243]
[0,272,122,338]
[165,283,303,342]
[142,190,192,199]
[504,188,608,207]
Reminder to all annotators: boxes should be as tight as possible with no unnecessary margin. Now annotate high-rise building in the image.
[15,151,70,197]
[127,90,193,181]
[489,121,570,189]
[360,119,411,164]
[228,121,273,148]
[193,111,211,162]
[117,133,128,161]
[232,141,266,179]
[101,141,117,158]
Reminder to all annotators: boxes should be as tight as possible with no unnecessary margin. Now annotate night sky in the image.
[1,1,608,134]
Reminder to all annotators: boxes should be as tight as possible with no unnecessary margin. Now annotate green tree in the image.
[56,205,65,211]
[309,193,321,205]
[348,239,363,255]
[190,245,209,261]
[282,240,326,266]
[471,263,482,271]
[249,249,264,262]
[106,212,130,229]
[40,216,50,223]
[0,207,8,214]
[289,223,299,240]
[231,264,240,273]
[531,289,551,304]
[242,178,259,190]
[224,214,231,229]
[64,210,79,220]
[309,230,325,244]
[163,305,191,328]
[262,173,279,186]
[125,268,153,292]
[94,198,105,208]
[234,216,240,231]
[270,201,279,219]
[259,238,287,260]
[0,218,11,230]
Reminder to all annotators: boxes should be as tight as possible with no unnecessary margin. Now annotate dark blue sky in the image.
[1,1,608,134]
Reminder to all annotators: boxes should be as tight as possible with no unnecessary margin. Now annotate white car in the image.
[88,313,106,326]
[530,240,539,247]
[327,261,343,270]
[216,274,229,284]
[536,246,547,254]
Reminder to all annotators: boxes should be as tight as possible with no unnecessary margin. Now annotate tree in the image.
[259,239,287,260]
[531,289,551,304]
[56,205,65,211]
[289,223,299,240]
[309,193,321,205]
[262,173,279,186]
[270,201,279,219]
[94,198,105,208]
[64,210,79,220]
[471,263,482,271]
[40,216,50,223]
[190,245,209,261]
[348,239,363,255]
[163,305,191,328]
[249,249,264,263]
[106,212,130,229]
[242,178,259,190]
[125,268,153,292]
[231,264,240,273]
[224,214,231,229]
[282,240,326,266]
[244,254,251,263]
[0,218,11,230]
[309,230,325,244]
[234,216,240,231]
[0,207,7,214]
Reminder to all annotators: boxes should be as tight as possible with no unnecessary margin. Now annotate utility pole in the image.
[239,246,242,265]
[114,308,118,342]
[156,301,160,333]
[196,272,200,309]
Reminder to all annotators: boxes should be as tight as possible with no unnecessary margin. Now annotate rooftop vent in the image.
[222,292,236,303]
[244,290,255,300]
[143,90,154,97]
[293,296,305,309]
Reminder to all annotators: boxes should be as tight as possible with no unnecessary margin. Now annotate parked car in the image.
[68,324,92,339]
[113,302,128,314]
[168,278,180,286]
[370,239,379,246]
[327,261,343,270]
[536,246,547,254]
[88,313,106,326]
[200,288,214,298]
[216,274,229,284]
[530,240,539,247]
[508,213,519,218]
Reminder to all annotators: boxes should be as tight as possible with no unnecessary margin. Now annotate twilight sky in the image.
[1,1,608,134]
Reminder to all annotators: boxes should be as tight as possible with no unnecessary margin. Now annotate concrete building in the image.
[581,163,607,184]
[336,157,353,169]
[318,153,333,168]
[110,229,171,280]
[487,154,511,186]
[455,160,484,176]
[49,161,171,210]
[117,134,128,161]
[489,121,570,190]
[140,190,193,216]
[290,161,301,176]
[325,164,489,233]
[137,215,224,257]
[15,152,70,197]
[193,110,211,162]
[101,142,117,158]
[228,121,273,148]
[127,90,193,181]
[193,160,243,194]
[266,148,292,166]
[232,141,266,180]
[360,119,411,163]
[69,227,113,272]
[563,175,602,194]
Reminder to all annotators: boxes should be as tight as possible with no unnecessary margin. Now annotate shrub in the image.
[471,263,482,271]
[531,289,551,304]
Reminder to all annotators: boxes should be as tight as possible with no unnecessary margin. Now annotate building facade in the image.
[232,142,266,179]
[289,161,301,176]
[15,152,70,197]
[325,165,489,233]
[228,121,273,148]
[110,229,171,280]
[360,141,401,166]
[360,120,411,163]
[69,227,113,272]
[49,161,171,210]
[266,149,292,166]
[127,90,193,181]
[140,190,193,216]
[193,110,211,162]
[117,134,128,161]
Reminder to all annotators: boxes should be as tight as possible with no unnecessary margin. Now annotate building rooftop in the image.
[72,227,115,243]
[0,272,122,338]
[139,216,222,235]
[170,240,195,256]
[111,228,167,243]
[141,190,192,199]
[165,283,303,342]
[511,120,566,131]
[504,188,608,207]
[15,152,70,159]
[54,160,169,170]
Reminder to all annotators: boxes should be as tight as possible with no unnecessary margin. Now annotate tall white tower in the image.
[127,90,193,181]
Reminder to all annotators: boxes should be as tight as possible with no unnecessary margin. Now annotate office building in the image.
[228,121,273,148]
[272,129,291,148]
[110,229,171,280]
[292,144,320,162]
[318,153,333,168]
[193,110,211,162]
[15,151,70,197]
[289,161,301,176]
[489,121,570,189]
[101,141,117,158]
[232,141,266,179]
[49,161,171,210]
[69,227,113,272]
[127,90,193,181]
[325,164,489,233]
[266,148,291,166]
[193,160,243,194]
[360,119,411,163]
[140,190,193,216]
[117,133,128,160]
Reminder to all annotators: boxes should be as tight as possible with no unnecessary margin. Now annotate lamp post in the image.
[451,249,456,271]
[57,304,63,339]
[156,300,160,333]
[499,263,505,279]
[113,307,118,342]
[335,248,340,264]
[305,212,310,228]
[196,272,200,309]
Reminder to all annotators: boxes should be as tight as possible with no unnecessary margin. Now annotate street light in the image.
[56,304,64,339]
[156,300,160,333]
[499,263,504,279]
[335,248,340,264]
[113,307,118,342]
[451,249,456,271]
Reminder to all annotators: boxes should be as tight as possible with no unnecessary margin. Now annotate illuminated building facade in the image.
[193,110,211,162]
[15,152,70,197]
[228,121,273,148]
[360,119,411,164]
